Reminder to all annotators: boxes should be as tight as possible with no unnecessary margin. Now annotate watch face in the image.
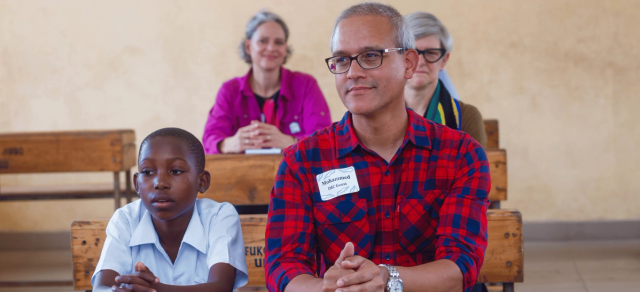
[390,280,403,292]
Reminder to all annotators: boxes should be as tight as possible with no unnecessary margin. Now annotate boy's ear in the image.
[133,172,140,194]
[198,170,212,194]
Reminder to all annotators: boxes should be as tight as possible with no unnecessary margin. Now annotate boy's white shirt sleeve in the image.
[91,209,133,286]
[206,203,249,289]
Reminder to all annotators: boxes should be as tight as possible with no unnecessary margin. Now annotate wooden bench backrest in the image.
[0,130,136,173]
[200,150,506,206]
[484,119,499,149]
[70,209,522,290]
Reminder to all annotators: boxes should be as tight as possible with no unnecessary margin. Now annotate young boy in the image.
[92,128,248,292]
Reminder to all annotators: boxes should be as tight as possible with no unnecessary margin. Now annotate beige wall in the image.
[1,0,639,232]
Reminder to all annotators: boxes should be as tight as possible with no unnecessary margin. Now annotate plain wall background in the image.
[1,0,639,232]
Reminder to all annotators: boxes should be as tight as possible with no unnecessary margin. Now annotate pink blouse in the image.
[203,67,332,154]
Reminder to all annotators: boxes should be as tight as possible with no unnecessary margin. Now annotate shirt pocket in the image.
[398,190,443,254]
[314,197,371,263]
[279,118,302,135]
[277,101,301,135]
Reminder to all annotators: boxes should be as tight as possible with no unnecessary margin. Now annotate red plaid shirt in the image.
[265,109,490,292]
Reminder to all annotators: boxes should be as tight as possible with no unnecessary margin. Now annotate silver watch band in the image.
[386,265,399,277]
[379,264,402,292]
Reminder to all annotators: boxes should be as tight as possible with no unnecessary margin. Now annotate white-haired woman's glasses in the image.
[416,48,446,63]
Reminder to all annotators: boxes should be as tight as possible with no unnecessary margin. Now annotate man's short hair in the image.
[404,12,453,53]
[139,128,206,173]
[330,2,415,52]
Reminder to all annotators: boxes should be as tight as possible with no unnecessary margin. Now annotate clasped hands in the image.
[111,244,388,292]
[112,262,159,292]
[222,120,295,153]
[323,242,389,292]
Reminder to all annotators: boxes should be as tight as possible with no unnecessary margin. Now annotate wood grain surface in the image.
[484,119,499,149]
[199,154,281,205]
[71,210,523,289]
[479,209,524,283]
[199,150,506,206]
[0,130,136,173]
[71,220,108,290]
[487,149,508,203]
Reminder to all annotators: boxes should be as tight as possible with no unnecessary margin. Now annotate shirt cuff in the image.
[435,252,478,292]
[267,260,315,292]
[205,136,225,154]
[91,264,126,287]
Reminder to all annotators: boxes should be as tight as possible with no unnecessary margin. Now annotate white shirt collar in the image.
[129,205,207,254]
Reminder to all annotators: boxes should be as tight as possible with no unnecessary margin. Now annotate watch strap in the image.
[379,264,401,292]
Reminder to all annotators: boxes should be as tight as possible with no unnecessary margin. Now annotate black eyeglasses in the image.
[324,48,404,74]
[416,48,446,63]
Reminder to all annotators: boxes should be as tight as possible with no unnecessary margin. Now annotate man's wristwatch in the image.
[379,264,403,292]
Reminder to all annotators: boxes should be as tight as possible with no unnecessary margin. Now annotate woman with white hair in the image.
[404,12,487,147]
[203,10,331,154]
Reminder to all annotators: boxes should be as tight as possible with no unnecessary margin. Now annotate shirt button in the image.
[385,254,391,261]
[385,211,390,218]
[385,170,389,176]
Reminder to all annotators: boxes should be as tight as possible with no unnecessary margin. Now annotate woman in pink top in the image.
[203,10,332,154]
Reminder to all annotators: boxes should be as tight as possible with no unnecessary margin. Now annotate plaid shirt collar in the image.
[336,108,433,158]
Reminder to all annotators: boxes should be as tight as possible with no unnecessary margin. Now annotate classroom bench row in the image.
[0,120,506,209]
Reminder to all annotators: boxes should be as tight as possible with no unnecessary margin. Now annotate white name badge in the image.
[289,122,301,134]
[316,166,360,201]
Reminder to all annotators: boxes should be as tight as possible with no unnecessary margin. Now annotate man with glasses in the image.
[265,3,490,292]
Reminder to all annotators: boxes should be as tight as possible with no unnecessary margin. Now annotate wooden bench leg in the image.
[125,170,132,203]
[113,172,121,209]
[503,283,514,292]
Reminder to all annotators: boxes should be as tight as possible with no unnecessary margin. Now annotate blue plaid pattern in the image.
[265,109,490,292]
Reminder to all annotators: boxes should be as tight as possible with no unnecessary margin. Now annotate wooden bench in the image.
[483,119,508,208]
[484,119,500,150]
[200,119,504,210]
[201,150,507,210]
[71,209,523,291]
[0,130,136,209]
[487,149,507,208]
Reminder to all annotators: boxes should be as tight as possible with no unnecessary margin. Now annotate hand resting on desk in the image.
[218,121,295,153]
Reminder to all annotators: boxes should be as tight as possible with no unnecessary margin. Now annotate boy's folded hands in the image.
[113,262,160,292]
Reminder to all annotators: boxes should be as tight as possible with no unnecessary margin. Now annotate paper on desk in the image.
[245,148,282,155]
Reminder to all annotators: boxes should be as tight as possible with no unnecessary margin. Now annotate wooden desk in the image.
[71,209,523,291]
[200,154,281,206]
[0,130,136,209]
[200,150,506,209]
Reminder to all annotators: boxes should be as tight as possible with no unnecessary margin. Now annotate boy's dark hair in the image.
[139,128,206,173]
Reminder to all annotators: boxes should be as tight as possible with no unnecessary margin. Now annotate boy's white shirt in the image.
[91,198,248,289]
